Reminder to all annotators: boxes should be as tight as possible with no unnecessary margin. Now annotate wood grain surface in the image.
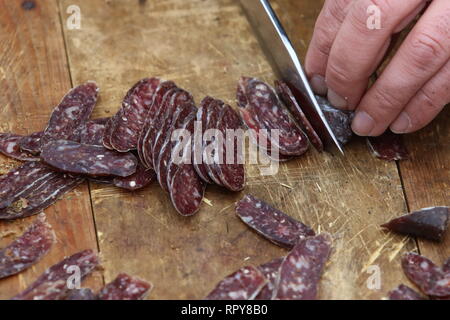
[0,0,448,300]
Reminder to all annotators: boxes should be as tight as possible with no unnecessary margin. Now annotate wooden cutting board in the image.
[0,0,448,300]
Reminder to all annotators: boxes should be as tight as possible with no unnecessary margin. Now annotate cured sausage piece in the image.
[388,284,426,300]
[0,214,54,279]
[102,118,115,150]
[214,102,246,192]
[152,90,194,179]
[12,249,99,300]
[274,233,332,300]
[237,77,309,157]
[255,258,283,300]
[41,140,137,177]
[192,98,214,184]
[205,266,268,300]
[402,252,450,298]
[236,195,315,249]
[97,273,153,300]
[18,131,44,155]
[40,82,99,148]
[0,162,55,210]
[78,118,110,146]
[0,133,40,161]
[65,288,96,300]
[0,173,84,220]
[113,163,156,191]
[275,81,324,152]
[156,103,197,192]
[110,78,161,152]
[381,206,449,242]
[138,81,177,168]
[444,258,450,273]
[142,88,179,169]
[315,95,353,146]
[367,130,409,161]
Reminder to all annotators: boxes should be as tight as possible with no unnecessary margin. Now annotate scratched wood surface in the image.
[0,0,447,300]
[0,0,102,300]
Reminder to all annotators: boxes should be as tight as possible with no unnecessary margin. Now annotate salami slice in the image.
[274,233,332,300]
[0,173,84,220]
[388,284,426,300]
[315,95,353,145]
[402,252,450,297]
[40,82,99,148]
[214,102,245,192]
[102,118,115,150]
[255,258,283,300]
[0,162,55,210]
[41,140,137,177]
[12,249,99,300]
[156,103,197,192]
[192,98,214,184]
[110,78,161,152]
[275,81,324,152]
[0,133,40,161]
[66,288,96,300]
[18,131,44,155]
[0,214,54,279]
[444,258,450,273]
[382,206,449,242]
[138,81,177,168]
[205,266,268,300]
[113,163,156,191]
[97,273,153,300]
[367,130,409,161]
[237,77,309,157]
[78,118,110,146]
[236,195,315,249]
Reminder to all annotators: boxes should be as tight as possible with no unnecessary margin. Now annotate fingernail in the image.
[352,111,375,136]
[390,112,412,134]
[310,75,328,95]
[327,89,348,109]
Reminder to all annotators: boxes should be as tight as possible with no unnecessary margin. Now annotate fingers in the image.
[390,58,450,133]
[325,0,425,110]
[352,0,450,136]
[305,0,354,95]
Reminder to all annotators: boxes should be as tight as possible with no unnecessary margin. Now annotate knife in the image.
[239,0,344,154]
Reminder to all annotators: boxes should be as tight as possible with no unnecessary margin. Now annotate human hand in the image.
[305,0,449,136]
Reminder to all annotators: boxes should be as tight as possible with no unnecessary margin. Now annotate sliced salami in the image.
[65,288,96,300]
[382,206,449,242]
[402,252,450,298]
[40,82,99,148]
[97,273,153,300]
[0,162,55,210]
[0,214,54,279]
[274,233,332,300]
[156,103,197,192]
[444,258,450,273]
[12,249,99,300]
[255,258,283,300]
[138,81,177,168]
[78,118,110,146]
[367,130,409,161]
[205,266,267,300]
[102,118,115,150]
[388,284,426,300]
[275,81,324,152]
[0,133,40,161]
[315,95,353,145]
[41,140,137,177]
[18,131,44,155]
[113,163,156,191]
[236,195,315,249]
[0,173,84,220]
[237,77,309,156]
[110,78,161,152]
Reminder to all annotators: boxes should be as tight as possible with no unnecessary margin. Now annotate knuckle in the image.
[370,86,404,118]
[325,0,351,24]
[326,61,354,85]
[408,30,446,68]
[311,25,334,57]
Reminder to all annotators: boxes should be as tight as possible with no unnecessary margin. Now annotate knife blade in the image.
[239,0,344,154]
